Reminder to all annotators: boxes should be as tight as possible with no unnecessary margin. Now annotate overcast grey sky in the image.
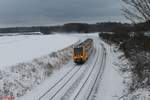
[0,0,127,27]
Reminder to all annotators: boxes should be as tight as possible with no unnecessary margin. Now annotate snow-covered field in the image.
[0,34,78,68]
[0,33,79,99]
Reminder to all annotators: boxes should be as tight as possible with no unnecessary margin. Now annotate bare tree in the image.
[121,0,150,23]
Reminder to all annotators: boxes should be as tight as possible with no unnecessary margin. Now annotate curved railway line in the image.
[58,43,100,100]
[87,43,106,100]
[72,42,106,100]
[38,42,97,100]
[73,46,103,100]
[38,38,107,100]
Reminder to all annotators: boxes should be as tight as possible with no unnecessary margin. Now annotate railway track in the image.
[87,43,106,100]
[38,63,77,100]
[59,45,100,100]
[47,66,82,100]
[73,43,105,100]
[46,40,100,100]
[38,64,80,100]
[38,38,106,100]
[38,44,97,100]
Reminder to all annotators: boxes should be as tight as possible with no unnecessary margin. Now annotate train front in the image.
[73,46,84,64]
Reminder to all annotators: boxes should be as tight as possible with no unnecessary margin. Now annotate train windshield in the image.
[74,47,83,54]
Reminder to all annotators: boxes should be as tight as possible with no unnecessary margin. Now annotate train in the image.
[72,38,94,64]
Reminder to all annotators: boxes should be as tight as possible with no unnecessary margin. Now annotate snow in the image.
[18,36,99,100]
[96,39,125,100]
[0,33,79,99]
[0,34,78,68]
[0,47,72,99]
[0,32,127,100]
[18,61,76,100]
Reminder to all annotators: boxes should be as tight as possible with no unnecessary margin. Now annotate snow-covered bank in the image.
[95,39,125,100]
[0,48,72,99]
[0,34,78,68]
[127,88,150,100]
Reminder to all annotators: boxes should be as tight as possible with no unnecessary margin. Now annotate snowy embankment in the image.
[0,34,78,99]
[100,39,147,100]
[95,39,125,100]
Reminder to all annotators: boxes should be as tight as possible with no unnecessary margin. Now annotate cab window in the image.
[74,47,83,54]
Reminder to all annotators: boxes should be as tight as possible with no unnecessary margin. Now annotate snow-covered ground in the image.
[97,40,125,100]
[0,33,79,99]
[0,34,78,68]
[0,33,127,100]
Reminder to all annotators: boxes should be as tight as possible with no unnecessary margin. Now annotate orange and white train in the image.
[72,38,93,64]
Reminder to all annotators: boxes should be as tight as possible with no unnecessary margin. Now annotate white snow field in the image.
[17,33,125,100]
[0,34,78,68]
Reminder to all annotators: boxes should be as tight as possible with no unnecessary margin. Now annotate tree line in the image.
[0,22,132,34]
[0,21,149,35]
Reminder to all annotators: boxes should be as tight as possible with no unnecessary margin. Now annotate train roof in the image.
[78,38,93,47]
[73,38,93,49]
